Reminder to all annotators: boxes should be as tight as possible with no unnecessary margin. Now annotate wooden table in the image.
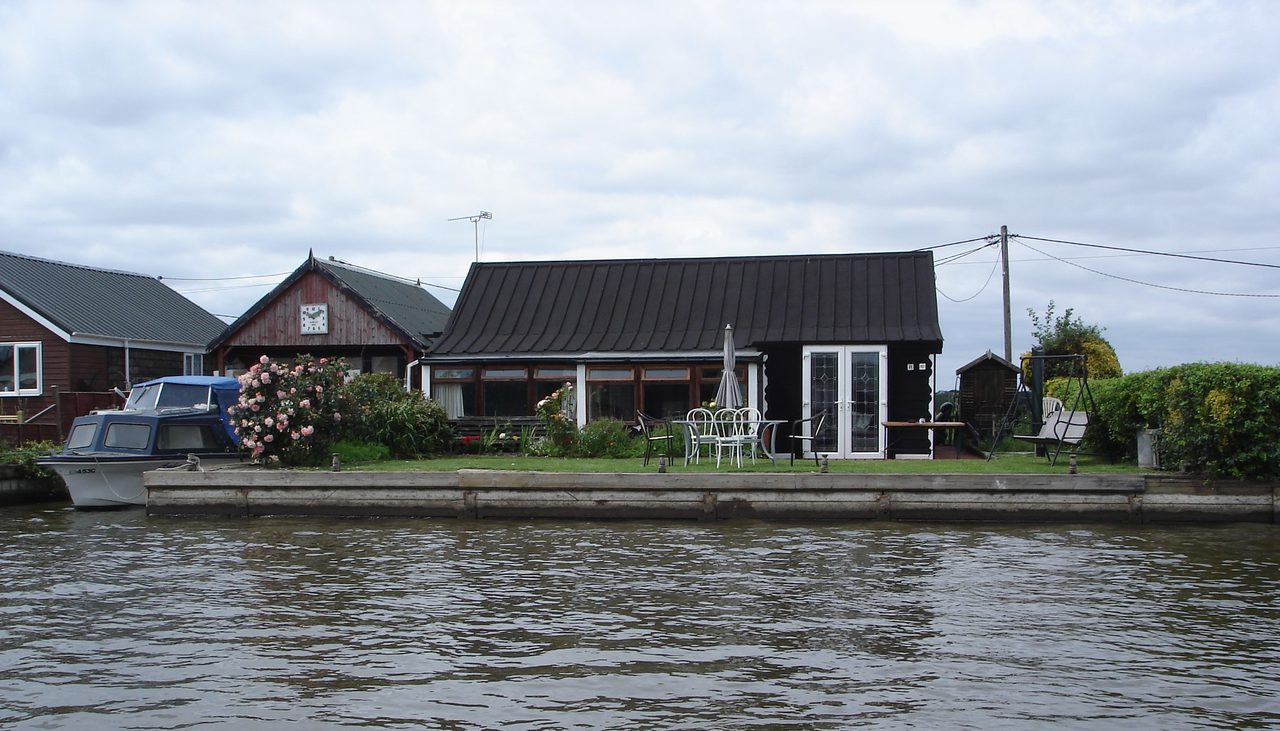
[882,421,968,458]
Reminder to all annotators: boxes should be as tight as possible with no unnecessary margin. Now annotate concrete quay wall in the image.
[143,470,1278,524]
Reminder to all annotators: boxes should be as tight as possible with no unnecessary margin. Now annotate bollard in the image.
[332,454,341,472]
[1068,454,1077,475]
[820,455,829,473]
[657,456,667,473]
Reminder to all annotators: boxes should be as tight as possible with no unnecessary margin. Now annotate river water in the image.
[1,505,1277,730]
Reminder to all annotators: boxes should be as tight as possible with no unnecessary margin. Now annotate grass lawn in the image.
[351,452,1139,475]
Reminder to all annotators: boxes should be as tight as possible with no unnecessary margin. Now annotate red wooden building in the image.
[208,253,452,389]
[0,250,227,440]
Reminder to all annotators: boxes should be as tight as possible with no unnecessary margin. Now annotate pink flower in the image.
[264,417,274,427]
[333,412,342,421]
[300,399,311,409]
[290,387,297,394]
[261,373,271,384]
[301,425,314,437]
[259,355,270,364]
[277,390,287,399]
[314,385,323,394]
[290,431,300,440]
[263,434,274,443]
[319,358,328,365]
[250,404,260,412]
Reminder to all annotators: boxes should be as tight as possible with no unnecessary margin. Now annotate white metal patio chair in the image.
[684,408,718,465]
[716,407,761,468]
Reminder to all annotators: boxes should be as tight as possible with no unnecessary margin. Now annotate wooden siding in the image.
[223,271,405,348]
[1,296,70,422]
[959,360,1019,438]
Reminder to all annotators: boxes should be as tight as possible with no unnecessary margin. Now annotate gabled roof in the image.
[429,251,942,357]
[0,250,227,348]
[209,253,452,351]
[957,350,1019,374]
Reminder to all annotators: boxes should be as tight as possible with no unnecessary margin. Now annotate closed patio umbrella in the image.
[714,323,742,410]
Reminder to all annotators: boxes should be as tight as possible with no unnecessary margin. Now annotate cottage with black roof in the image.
[208,252,452,388]
[423,251,944,459]
[0,250,227,435]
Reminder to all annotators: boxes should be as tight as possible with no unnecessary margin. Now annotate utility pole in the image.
[1001,224,1012,362]
[448,211,492,262]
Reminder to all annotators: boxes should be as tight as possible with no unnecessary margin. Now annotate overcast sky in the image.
[2,0,1276,382]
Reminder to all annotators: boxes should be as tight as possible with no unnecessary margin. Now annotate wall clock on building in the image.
[300,303,329,334]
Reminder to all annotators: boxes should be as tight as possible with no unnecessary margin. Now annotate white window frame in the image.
[184,353,204,376]
[0,341,43,397]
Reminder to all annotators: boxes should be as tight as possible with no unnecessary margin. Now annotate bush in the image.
[1052,363,1280,480]
[230,355,350,466]
[0,440,63,479]
[574,418,640,458]
[344,373,453,458]
[535,383,577,456]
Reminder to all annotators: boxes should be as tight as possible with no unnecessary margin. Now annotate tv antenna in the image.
[448,211,492,262]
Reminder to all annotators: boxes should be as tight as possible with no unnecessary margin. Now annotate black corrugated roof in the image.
[430,252,942,357]
[0,250,227,346]
[208,254,452,351]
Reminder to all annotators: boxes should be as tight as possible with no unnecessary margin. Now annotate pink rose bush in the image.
[227,354,350,465]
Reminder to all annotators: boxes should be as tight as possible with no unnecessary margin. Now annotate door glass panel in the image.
[810,352,840,454]
[850,352,880,453]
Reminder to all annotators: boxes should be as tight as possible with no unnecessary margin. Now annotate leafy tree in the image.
[1025,301,1122,379]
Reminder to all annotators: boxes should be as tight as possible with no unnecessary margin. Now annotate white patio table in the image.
[672,418,786,467]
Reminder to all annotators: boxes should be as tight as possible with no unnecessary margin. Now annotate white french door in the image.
[802,345,888,459]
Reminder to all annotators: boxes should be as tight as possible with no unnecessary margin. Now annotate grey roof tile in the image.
[0,250,227,346]
[430,251,943,357]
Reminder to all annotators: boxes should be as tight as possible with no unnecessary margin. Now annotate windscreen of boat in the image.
[65,423,98,451]
[157,425,222,452]
[126,384,161,410]
[103,423,152,451]
[127,383,214,411]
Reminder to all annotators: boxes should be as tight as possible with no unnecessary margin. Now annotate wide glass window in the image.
[103,423,152,450]
[588,367,634,422]
[432,368,475,419]
[0,343,41,396]
[66,423,98,450]
[157,425,221,451]
[483,367,529,416]
[534,367,575,405]
[642,367,691,419]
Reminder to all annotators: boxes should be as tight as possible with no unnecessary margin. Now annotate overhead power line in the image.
[1014,239,1280,298]
[1013,234,1280,270]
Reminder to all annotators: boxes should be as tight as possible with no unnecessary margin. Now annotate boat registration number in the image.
[71,468,97,475]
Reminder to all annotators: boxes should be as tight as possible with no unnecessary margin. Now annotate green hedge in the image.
[1050,363,1280,480]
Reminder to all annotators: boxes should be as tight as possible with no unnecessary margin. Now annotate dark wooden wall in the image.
[221,271,404,348]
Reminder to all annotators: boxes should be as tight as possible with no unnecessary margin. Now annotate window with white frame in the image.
[184,353,204,376]
[0,342,41,397]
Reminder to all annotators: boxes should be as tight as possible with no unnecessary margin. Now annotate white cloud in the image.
[0,0,1276,379]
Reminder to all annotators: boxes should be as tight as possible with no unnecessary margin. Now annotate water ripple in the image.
[1,506,1276,729]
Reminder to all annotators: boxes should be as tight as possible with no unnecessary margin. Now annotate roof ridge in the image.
[319,256,425,288]
[472,251,927,268]
[0,249,156,280]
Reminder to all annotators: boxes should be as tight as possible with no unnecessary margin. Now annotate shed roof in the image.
[209,253,452,351]
[956,350,1020,374]
[0,250,227,347]
[429,251,942,357]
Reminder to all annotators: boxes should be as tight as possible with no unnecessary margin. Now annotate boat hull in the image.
[40,455,243,508]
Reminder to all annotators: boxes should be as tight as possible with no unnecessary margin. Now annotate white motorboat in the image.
[38,376,243,508]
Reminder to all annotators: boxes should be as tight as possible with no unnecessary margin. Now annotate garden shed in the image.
[956,350,1020,441]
